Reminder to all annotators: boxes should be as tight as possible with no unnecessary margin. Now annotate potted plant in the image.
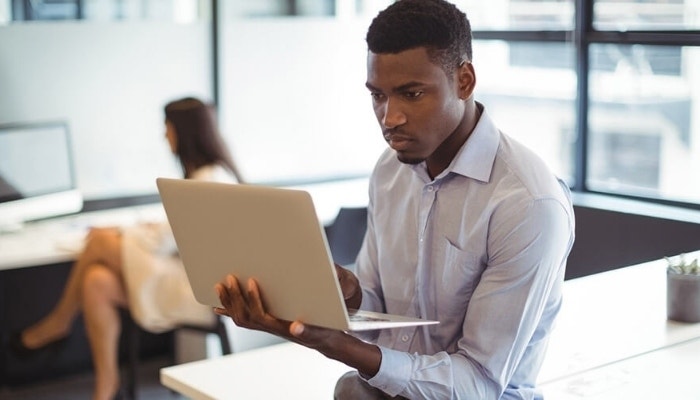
[665,254,700,323]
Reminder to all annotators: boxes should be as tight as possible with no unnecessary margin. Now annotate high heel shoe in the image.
[9,331,68,359]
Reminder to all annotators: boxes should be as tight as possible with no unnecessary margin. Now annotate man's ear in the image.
[457,61,476,100]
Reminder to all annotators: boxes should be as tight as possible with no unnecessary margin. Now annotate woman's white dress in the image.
[121,165,235,333]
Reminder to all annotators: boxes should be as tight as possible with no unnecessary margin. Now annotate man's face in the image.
[366,47,467,168]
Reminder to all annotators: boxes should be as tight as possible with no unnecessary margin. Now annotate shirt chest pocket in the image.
[435,239,484,316]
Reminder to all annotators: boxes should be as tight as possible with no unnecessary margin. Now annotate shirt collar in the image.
[412,102,499,183]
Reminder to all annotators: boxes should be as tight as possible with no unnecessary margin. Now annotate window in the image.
[475,41,577,182]
[594,0,699,30]
[588,44,699,203]
[2,0,208,23]
[216,0,700,208]
[455,0,574,30]
[6,0,696,207]
[585,1,700,206]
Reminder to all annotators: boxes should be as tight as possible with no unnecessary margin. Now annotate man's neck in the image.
[426,100,481,179]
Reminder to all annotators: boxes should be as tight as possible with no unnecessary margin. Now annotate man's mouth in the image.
[385,135,411,151]
[385,134,412,151]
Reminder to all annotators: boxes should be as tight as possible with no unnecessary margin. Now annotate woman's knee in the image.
[82,230,123,270]
[82,265,120,302]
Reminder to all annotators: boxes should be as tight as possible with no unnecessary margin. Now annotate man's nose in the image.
[381,99,406,129]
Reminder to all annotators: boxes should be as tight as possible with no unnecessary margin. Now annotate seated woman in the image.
[12,97,245,400]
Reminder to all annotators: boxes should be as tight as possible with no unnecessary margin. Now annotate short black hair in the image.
[366,0,472,76]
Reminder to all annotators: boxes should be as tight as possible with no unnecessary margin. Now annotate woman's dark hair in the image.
[366,0,472,76]
[164,97,244,183]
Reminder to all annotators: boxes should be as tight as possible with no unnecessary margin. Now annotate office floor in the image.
[0,356,183,400]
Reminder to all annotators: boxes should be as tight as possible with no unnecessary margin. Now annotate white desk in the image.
[161,252,700,399]
[540,338,700,399]
[0,183,370,384]
[0,203,170,386]
[539,252,700,384]
[0,177,371,271]
[161,341,353,400]
[0,203,166,270]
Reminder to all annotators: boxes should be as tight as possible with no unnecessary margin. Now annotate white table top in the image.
[0,179,370,272]
[540,337,700,399]
[0,203,166,270]
[538,253,700,383]
[161,251,700,400]
[161,341,353,400]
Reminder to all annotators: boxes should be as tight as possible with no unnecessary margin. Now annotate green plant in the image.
[666,254,700,275]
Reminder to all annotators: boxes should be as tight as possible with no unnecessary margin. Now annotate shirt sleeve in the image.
[366,197,574,399]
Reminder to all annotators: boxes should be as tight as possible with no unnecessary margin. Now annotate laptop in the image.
[156,177,438,331]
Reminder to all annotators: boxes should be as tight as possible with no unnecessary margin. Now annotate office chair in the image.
[324,206,368,269]
[122,314,231,400]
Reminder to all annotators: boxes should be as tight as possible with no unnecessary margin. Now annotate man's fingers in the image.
[246,278,293,333]
[246,278,263,312]
[213,306,228,316]
[216,274,303,340]
[216,274,252,326]
[213,283,230,316]
[335,264,359,301]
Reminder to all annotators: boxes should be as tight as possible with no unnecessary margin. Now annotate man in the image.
[215,0,575,398]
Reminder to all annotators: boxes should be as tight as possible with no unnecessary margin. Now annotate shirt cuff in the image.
[365,346,412,397]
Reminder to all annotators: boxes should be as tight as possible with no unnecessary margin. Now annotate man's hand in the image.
[335,264,362,310]
[214,275,291,336]
[213,274,381,377]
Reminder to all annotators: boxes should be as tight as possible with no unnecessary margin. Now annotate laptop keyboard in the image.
[348,313,390,322]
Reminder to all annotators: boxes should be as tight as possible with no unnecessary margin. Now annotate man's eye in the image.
[370,92,385,101]
[404,91,424,99]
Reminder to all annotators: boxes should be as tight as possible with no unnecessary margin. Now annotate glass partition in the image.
[1,0,208,24]
[594,0,700,31]
[454,0,574,30]
[588,44,700,203]
[476,41,577,183]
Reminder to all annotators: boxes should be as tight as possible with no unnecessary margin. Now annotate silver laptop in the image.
[156,178,438,331]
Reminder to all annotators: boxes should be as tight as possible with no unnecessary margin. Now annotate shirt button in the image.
[427,186,434,192]
[401,335,409,342]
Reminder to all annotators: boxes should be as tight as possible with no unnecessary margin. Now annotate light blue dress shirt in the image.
[356,105,575,399]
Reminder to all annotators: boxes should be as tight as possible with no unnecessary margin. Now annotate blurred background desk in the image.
[161,251,700,399]
[0,180,370,391]
[0,203,165,270]
[0,203,170,388]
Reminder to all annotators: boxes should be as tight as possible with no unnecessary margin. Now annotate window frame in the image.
[211,0,700,210]
[470,1,700,210]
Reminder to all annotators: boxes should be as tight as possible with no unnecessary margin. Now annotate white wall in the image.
[0,21,212,199]
[1,16,383,201]
[219,17,384,183]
